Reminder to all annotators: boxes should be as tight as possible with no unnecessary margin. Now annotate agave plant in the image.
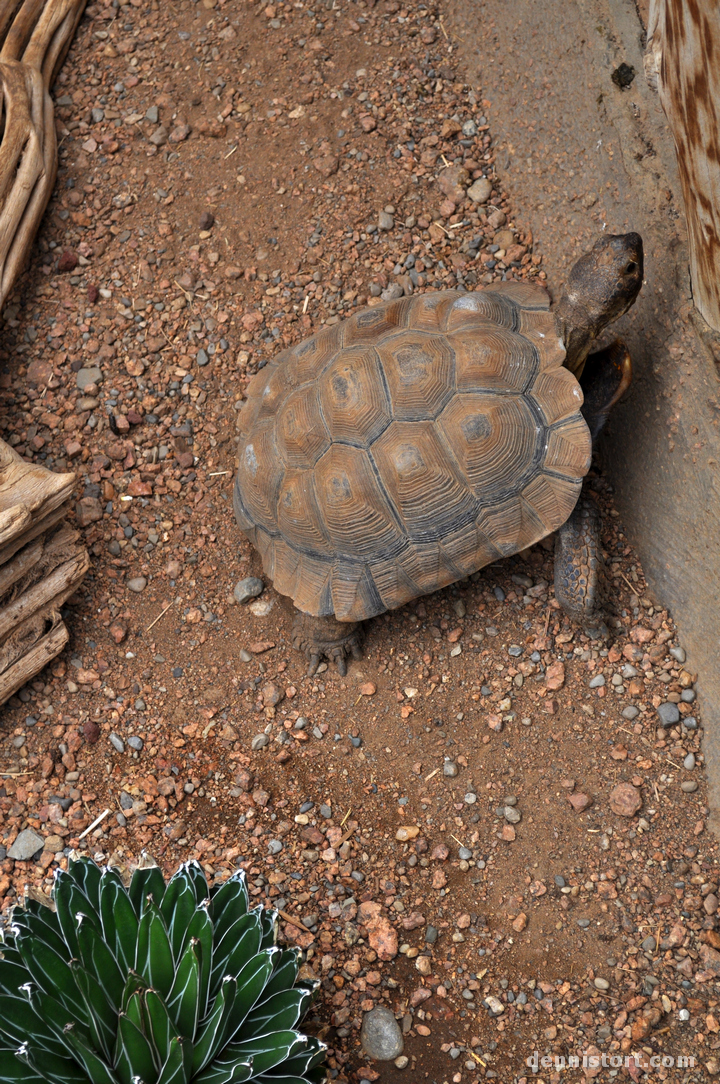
[0,855,325,1084]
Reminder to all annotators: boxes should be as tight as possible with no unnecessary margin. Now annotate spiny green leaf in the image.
[165,937,200,1039]
[143,990,179,1068]
[159,873,197,963]
[191,976,237,1075]
[121,970,150,1012]
[216,1032,308,1077]
[11,911,68,961]
[135,901,174,999]
[71,961,117,1061]
[278,1037,327,1077]
[258,908,278,951]
[16,1043,91,1084]
[242,987,314,1036]
[155,1036,192,1084]
[129,862,166,918]
[183,861,209,906]
[66,857,103,914]
[209,912,262,998]
[54,875,101,959]
[114,1013,157,1084]
[192,1059,253,1084]
[260,950,301,1000]
[61,1024,119,1084]
[182,903,212,1019]
[0,993,69,1058]
[77,913,126,1011]
[100,873,139,975]
[222,950,277,1046]
[124,990,146,1036]
[0,958,31,996]
[210,872,249,941]
[0,1058,46,1084]
[15,935,88,1022]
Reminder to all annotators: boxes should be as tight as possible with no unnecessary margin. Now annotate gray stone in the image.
[127,576,147,593]
[234,577,264,604]
[589,674,606,688]
[622,705,640,720]
[467,177,492,204]
[119,792,134,809]
[670,646,686,663]
[109,733,125,753]
[268,840,283,855]
[681,780,698,793]
[146,105,159,123]
[196,348,209,367]
[251,734,269,751]
[91,108,104,123]
[503,806,521,824]
[319,804,332,818]
[684,752,696,770]
[361,1007,404,1060]
[458,846,472,860]
[128,736,143,751]
[149,125,168,146]
[378,211,394,231]
[684,716,698,730]
[7,829,45,861]
[294,717,308,730]
[76,366,103,390]
[681,688,695,702]
[657,702,680,727]
[594,977,610,991]
[238,649,252,662]
[443,761,458,777]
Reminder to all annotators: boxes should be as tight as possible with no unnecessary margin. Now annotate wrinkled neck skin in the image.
[553,294,598,377]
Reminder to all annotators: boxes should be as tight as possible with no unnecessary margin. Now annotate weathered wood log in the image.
[0,545,88,643]
[0,0,86,307]
[0,609,68,703]
[646,0,720,332]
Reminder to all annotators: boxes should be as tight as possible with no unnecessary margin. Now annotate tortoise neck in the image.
[554,293,600,377]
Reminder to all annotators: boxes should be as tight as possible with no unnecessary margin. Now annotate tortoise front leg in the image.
[554,495,603,626]
[291,612,364,676]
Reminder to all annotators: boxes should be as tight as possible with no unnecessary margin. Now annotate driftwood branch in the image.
[0,0,87,308]
[646,0,720,332]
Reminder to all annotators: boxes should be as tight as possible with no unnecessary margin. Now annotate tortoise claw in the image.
[292,612,364,677]
[307,654,321,677]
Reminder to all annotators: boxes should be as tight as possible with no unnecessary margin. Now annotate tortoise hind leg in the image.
[554,495,603,627]
[291,612,363,676]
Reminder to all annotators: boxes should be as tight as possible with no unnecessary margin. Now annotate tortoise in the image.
[234,232,643,673]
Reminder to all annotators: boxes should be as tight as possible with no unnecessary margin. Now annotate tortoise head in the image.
[556,232,643,375]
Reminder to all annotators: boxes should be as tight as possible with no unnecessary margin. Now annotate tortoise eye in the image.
[624,261,638,275]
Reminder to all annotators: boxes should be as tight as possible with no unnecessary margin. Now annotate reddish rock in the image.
[700,944,720,975]
[109,620,127,644]
[359,682,376,696]
[75,497,102,526]
[359,115,376,132]
[57,249,78,272]
[367,915,398,960]
[27,359,53,386]
[169,124,191,142]
[87,284,99,303]
[430,843,449,861]
[512,913,528,932]
[233,768,254,792]
[401,912,425,931]
[609,782,642,817]
[437,164,469,203]
[313,155,339,177]
[431,869,447,889]
[545,660,566,690]
[568,792,593,812]
[199,211,215,230]
[82,720,100,743]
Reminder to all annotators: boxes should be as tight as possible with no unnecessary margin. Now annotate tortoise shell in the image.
[234,284,591,622]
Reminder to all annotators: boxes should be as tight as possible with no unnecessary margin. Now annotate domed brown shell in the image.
[234,285,591,622]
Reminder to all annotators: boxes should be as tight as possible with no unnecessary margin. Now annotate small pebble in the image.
[360,1006,403,1060]
[127,736,143,751]
[127,576,147,593]
[684,752,696,770]
[681,688,695,702]
[268,840,283,855]
[458,847,472,860]
[394,1056,409,1069]
[669,646,686,663]
[503,806,521,824]
[443,761,458,777]
[234,576,264,604]
[622,705,639,720]
[589,674,605,688]
[378,211,394,231]
[657,702,680,727]
[294,717,308,730]
[109,733,125,753]
[251,734,270,750]
[594,977,609,991]
[678,1009,690,1022]
[681,780,698,793]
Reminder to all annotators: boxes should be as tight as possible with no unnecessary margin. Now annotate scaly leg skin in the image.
[291,612,364,676]
[554,495,606,633]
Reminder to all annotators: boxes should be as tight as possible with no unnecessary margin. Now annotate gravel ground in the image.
[0,1,717,1082]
